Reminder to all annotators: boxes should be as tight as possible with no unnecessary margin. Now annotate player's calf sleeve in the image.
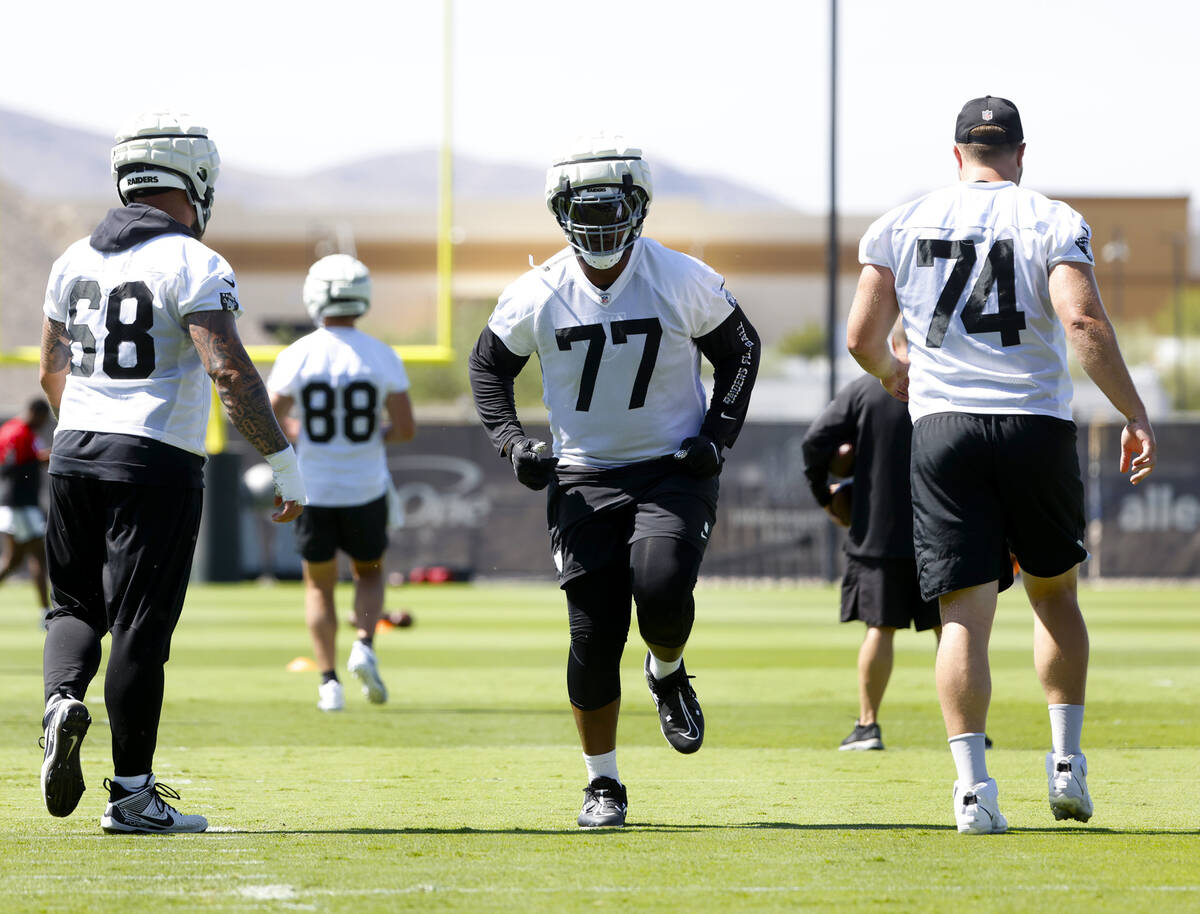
[105,629,167,776]
[43,615,103,704]
[567,634,625,711]
[564,569,632,711]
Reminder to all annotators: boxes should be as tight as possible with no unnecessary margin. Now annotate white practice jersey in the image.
[488,237,736,468]
[859,181,1094,421]
[268,326,409,506]
[43,231,242,456]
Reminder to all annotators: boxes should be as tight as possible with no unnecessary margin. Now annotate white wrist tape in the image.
[264,445,307,504]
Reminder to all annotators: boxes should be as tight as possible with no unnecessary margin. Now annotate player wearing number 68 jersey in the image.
[268,255,415,712]
[468,135,759,829]
[38,112,304,834]
[847,96,1156,835]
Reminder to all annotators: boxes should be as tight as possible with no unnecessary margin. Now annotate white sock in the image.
[1048,703,1085,756]
[648,653,682,680]
[583,750,619,785]
[112,773,153,792]
[948,733,989,786]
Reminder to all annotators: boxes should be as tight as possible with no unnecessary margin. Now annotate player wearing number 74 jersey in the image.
[469,135,759,829]
[38,112,305,834]
[847,95,1156,834]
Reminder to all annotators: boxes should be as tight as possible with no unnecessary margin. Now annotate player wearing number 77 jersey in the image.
[468,135,759,829]
[847,95,1156,834]
[38,112,305,834]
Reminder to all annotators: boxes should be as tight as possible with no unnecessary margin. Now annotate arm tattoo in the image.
[187,311,289,456]
[41,318,71,374]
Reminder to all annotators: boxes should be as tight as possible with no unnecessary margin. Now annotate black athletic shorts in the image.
[294,494,388,563]
[910,412,1086,601]
[840,555,940,630]
[548,457,719,586]
[45,475,202,657]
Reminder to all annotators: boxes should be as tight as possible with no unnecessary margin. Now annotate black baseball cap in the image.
[954,96,1023,144]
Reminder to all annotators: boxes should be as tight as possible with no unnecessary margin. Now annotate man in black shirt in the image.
[802,328,939,751]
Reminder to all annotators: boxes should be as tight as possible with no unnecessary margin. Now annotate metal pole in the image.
[826,0,839,405]
[436,0,455,354]
[824,0,840,582]
[1173,236,1185,411]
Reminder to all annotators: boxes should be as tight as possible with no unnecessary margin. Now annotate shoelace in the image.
[102,778,186,811]
[652,669,696,696]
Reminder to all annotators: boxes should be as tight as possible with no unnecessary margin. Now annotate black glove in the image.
[673,434,723,478]
[509,437,558,491]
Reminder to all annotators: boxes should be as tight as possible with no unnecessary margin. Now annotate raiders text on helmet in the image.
[303,254,372,322]
[545,135,653,270]
[112,112,220,234]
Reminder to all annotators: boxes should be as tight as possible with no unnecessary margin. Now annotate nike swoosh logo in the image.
[222,277,236,287]
[122,810,175,828]
[720,412,737,421]
[675,691,701,740]
[66,735,78,756]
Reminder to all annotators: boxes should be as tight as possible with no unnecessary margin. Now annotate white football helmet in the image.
[545,135,653,270]
[111,112,220,234]
[303,254,372,322]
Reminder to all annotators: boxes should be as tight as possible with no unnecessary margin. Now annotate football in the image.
[829,441,855,478]
[242,462,276,508]
[829,480,853,527]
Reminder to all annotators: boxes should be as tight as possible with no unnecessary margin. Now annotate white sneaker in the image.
[1047,752,1093,822]
[347,641,388,704]
[317,679,344,712]
[953,778,1008,834]
[100,776,207,834]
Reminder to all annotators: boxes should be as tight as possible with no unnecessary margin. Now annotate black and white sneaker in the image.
[100,776,208,834]
[838,721,884,751]
[578,777,627,828]
[644,652,704,754]
[40,697,91,817]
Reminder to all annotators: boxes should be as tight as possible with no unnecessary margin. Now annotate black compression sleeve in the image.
[467,327,531,458]
[695,305,760,449]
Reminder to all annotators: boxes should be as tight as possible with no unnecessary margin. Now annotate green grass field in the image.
[0,579,1197,912]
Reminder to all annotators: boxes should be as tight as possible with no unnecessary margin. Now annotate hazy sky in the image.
[3,0,1196,214]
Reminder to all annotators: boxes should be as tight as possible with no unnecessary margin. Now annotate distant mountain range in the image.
[0,107,788,211]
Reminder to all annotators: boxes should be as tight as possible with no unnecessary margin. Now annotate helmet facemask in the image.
[551,174,648,270]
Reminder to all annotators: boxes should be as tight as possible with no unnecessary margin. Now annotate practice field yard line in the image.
[0,581,1197,914]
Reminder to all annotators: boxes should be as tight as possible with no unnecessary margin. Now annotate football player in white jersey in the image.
[268,255,416,712]
[846,96,1156,834]
[37,112,306,834]
[468,136,760,828]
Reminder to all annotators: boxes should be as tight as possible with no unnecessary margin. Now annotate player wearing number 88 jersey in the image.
[846,95,1156,834]
[268,255,415,711]
[38,111,303,832]
[468,135,760,827]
